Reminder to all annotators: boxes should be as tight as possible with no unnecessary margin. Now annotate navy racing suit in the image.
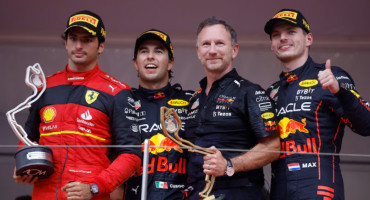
[124,83,193,200]
[267,57,370,200]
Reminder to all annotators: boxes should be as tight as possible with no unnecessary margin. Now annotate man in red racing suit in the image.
[264,8,370,200]
[13,10,141,200]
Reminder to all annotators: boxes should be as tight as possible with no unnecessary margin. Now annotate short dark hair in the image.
[197,16,238,45]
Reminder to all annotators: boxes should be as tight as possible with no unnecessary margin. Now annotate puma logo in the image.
[132,185,139,195]
[109,85,117,92]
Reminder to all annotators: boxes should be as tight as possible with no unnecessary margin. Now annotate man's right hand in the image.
[13,166,38,185]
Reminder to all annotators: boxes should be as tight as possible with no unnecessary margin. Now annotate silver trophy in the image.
[6,63,54,178]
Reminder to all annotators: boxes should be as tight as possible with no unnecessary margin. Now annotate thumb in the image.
[325,59,331,70]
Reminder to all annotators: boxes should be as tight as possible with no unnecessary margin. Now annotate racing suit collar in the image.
[199,68,239,91]
[137,83,172,100]
[65,64,100,82]
[279,56,314,85]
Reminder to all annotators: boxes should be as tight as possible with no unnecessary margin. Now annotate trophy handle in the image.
[160,106,216,199]
[6,63,46,146]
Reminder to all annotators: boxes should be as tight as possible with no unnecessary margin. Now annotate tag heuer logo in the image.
[85,90,100,104]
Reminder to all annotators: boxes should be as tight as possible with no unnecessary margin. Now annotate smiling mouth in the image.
[145,64,157,69]
[279,44,292,50]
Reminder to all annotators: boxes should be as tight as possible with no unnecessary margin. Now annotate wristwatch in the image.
[90,184,99,195]
[225,158,235,176]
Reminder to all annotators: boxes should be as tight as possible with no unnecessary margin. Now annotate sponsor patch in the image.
[81,110,92,120]
[273,11,298,20]
[299,79,318,87]
[43,106,57,123]
[261,112,274,119]
[168,99,189,106]
[85,90,99,104]
[259,102,272,111]
[191,98,199,109]
[69,14,99,27]
[135,100,141,110]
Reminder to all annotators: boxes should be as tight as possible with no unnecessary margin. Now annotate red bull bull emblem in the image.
[287,74,298,82]
[278,117,308,139]
[142,133,183,154]
[264,120,277,131]
[154,92,165,99]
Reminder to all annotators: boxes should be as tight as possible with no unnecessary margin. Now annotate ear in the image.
[133,59,139,72]
[196,45,201,60]
[168,58,174,71]
[232,44,239,59]
[306,33,313,47]
[98,42,105,54]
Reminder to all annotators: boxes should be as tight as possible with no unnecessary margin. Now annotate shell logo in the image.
[261,112,274,119]
[167,99,189,106]
[43,107,57,123]
[299,79,318,87]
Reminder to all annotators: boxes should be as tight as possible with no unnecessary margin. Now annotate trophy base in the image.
[14,146,54,179]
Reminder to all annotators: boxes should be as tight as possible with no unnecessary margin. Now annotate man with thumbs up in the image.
[264,8,370,200]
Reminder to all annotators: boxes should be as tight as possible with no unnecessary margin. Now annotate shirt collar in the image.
[65,64,100,82]
[136,83,172,100]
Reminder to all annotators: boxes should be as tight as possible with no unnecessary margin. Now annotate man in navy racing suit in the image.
[123,29,193,200]
[264,8,370,200]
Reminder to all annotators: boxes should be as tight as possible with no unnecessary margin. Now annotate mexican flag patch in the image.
[155,181,168,189]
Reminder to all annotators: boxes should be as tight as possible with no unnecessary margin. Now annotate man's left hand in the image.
[318,59,340,94]
[203,146,227,177]
[61,181,92,200]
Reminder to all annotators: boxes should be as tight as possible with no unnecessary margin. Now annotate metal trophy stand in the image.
[160,106,218,200]
[6,63,54,178]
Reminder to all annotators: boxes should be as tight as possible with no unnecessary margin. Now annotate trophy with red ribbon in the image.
[6,63,54,178]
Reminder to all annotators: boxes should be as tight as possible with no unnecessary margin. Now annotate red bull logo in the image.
[154,92,165,99]
[280,137,318,158]
[135,156,186,176]
[142,133,183,154]
[264,121,276,126]
[287,74,298,82]
[278,117,308,139]
[264,120,277,131]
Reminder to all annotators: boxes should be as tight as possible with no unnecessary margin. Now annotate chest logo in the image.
[299,79,318,87]
[168,99,189,106]
[261,112,274,119]
[85,90,100,104]
[43,106,57,123]
[278,117,308,139]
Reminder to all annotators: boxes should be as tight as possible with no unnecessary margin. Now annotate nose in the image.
[147,51,154,60]
[280,33,288,41]
[75,40,83,49]
[209,43,217,54]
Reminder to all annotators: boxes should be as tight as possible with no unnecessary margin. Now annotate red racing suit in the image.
[267,57,370,200]
[124,83,193,200]
[22,65,141,200]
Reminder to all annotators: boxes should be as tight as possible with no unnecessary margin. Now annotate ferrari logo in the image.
[85,90,99,104]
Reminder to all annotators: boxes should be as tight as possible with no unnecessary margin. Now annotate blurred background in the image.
[1,0,370,199]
